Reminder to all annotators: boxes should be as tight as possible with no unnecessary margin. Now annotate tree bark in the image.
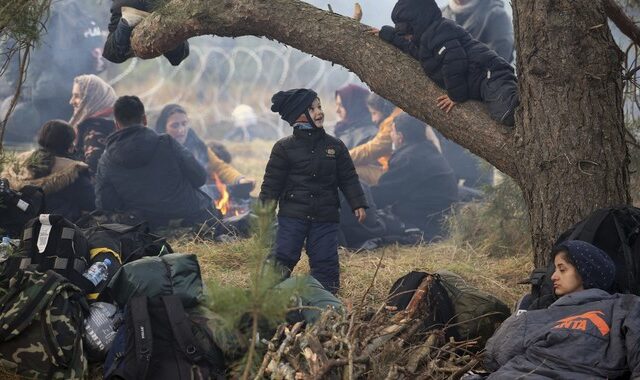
[130,0,630,266]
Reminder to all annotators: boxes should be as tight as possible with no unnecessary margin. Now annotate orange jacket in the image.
[349,108,403,168]
[207,147,242,184]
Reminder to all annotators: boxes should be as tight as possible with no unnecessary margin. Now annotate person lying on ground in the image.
[371,0,519,126]
[484,240,640,379]
[95,96,216,230]
[2,120,95,221]
[102,0,189,66]
[69,74,117,175]
[371,113,457,241]
[260,88,368,294]
[333,84,378,150]
[154,104,255,188]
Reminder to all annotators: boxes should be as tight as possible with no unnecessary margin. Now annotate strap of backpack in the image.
[613,215,638,293]
[130,296,153,379]
[162,295,203,364]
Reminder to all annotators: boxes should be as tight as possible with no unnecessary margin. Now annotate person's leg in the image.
[481,70,519,127]
[271,216,309,278]
[306,222,340,294]
[163,41,190,66]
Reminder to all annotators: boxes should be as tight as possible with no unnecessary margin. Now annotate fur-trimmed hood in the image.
[2,151,89,194]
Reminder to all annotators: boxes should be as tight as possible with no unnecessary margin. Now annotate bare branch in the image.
[604,0,640,46]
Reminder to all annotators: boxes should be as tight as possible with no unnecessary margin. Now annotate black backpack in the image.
[0,180,45,238]
[524,206,640,310]
[104,295,226,380]
[3,214,94,293]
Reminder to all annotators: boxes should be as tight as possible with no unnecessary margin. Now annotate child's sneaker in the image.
[121,6,150,28]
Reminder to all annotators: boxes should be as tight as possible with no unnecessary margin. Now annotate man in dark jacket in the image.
[372,113,458,240]
[260,89,368,293]
[377,0,518,126]
[95,96,212,228]
[441,0,514,63]
[102,0,189,66]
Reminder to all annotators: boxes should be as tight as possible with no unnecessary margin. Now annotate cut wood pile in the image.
[256,277,484,379]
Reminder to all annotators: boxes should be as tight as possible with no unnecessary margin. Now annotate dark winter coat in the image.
[441,0,514,63]
[334,119,378,150]
[95,125,211,226]
[103,0,189,66]
[380,0,513,102]
[260,127,368,223]
[75,116,116,174]
[372,140,457,237]
[485,289,640,379]
[2,151,95,222]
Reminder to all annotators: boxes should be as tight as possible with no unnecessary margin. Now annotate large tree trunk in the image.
[513,0,629,266]
[130,0,630,266]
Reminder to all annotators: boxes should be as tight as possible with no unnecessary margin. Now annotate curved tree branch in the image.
[130,0,517,177]
[604,0,640,47]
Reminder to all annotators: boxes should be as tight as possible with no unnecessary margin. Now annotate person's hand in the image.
[366,27,380,36]
[354,208,367,223]
[436,95,456,113]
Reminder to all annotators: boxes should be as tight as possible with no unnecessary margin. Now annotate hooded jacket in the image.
[95,125,211,225]
[380,0,513,102]
[334,85,378,149]
[441,0,514,63]
[485,289,640,379]
[259,127,367,223]
[372,140,457,237]
[2,151,95,221]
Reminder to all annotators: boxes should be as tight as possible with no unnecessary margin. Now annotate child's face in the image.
[390,123,404,149]
[308,98,325,128]
[551,251,584,296]
[368,106,385,125]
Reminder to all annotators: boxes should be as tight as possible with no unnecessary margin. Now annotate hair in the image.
[113,96,146,127]
[366,93,395,119]
[155,104,188,133]
[393,113,427,142]
[554,249,577,268]
[37,120,76,156]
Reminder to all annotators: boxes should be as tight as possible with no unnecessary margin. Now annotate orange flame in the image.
[213,173,230,216]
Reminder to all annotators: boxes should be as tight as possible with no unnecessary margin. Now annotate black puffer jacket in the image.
[260,128,367,223]
[103,0,189,66]
[380,0,513,102]
[95,126,211,226]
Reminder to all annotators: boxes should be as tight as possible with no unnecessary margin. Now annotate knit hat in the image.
[271,89,318,126]
[553,240,616,291]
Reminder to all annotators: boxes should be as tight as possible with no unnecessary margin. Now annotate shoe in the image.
[120,6,150,28]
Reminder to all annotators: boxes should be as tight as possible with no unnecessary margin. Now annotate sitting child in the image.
[260,89,368,294]
[376,0,518,126]
[103,0,189,66]
[484,240,640,379]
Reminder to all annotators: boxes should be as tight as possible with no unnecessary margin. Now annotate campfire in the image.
[213,173,231,216]
[212,174,252,217]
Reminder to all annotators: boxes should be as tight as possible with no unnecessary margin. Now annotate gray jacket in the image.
[485,289,640,379]
[442,0,514,63]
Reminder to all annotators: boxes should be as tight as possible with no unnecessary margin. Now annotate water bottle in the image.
[0,237,11,262]
[83,259,112,286]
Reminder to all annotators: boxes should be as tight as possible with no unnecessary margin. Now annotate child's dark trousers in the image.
[273,216,340,294]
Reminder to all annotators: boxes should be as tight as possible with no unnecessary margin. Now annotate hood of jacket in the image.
[104,125,160,169]
[2,150,88,194]
[391,0,442,40]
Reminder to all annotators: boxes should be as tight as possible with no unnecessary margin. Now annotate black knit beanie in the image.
[553,240,616,291]
[271,89,318,126]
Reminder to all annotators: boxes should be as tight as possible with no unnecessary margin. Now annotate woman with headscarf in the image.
[155,104,255,190]
[2,120,95,221]
[333,84,378,150]
[69,74,117,174]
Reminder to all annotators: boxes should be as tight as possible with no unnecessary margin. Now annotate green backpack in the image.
[436,270,511,347]
[0,269,88,379]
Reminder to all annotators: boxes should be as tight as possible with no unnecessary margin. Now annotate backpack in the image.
[3,214,94,293]
[388,271,510,348]
[524,206,640,310]
[0,180,45,238]
[104,295,226,380]
[0,269,87,379]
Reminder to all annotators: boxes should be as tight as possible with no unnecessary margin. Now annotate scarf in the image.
[69,74,118,128]
[334,84,372,136]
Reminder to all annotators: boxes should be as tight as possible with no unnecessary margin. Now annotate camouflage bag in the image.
[0,269,88,379]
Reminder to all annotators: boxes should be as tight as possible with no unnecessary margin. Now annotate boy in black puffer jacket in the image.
[260,89,368,294]
[376,0,519,126]
[103,0,189,66]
